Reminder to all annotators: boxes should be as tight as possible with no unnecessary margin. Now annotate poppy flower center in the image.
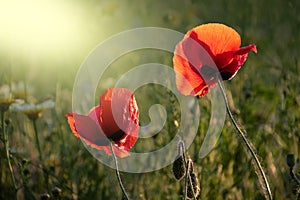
[200,65,233,81]
[108,129,125,141]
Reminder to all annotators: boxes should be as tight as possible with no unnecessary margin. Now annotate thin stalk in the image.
[178,141,188,200]
[32,119,49,191]
[289,167,300,185]
[183,160,190,200]
[217,79,272,200]
[186,160,197,200]
[109,142,130,200]
[178,141,197,200]
[32,119,42,162]
[1,112,18,194]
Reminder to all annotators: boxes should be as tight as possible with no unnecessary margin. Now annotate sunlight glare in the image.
[0,0,80,54]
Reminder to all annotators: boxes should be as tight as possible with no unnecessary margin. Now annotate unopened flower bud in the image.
[51,186,62,197]
[23,169,30,176]
[172,155,186,181]
[21,159,29,165]
[5,119,10,125]
[286,154,296,168]
[187,172,200,199]
[187,158,194,173]
[40,193,50,200]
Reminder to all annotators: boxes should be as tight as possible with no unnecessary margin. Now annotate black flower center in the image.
[109,129,125,141]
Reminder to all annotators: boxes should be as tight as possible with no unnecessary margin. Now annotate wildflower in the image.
[173,23,257,96]
[10,99,54,121]
[0,85,14,112]
[0,98,14,112]
[12,81,32,100]
[66,88,139,158]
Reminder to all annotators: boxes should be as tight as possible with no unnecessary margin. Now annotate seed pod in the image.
[40,193,50,200]
[172,155,186,181]
[187,172,200,199]
[51,186,62,197]
[23,169,30,176]
[5,119,11,125]
[187,158,194,173]
[286,154,296,168]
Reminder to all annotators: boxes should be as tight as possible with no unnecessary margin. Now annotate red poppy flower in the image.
[173,23,257,96]
[66,88,139,158]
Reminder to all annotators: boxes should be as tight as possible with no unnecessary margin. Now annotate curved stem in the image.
[217,79,272,200]
[289,167,300,185]
[1,112,18,194]
[178,141,188,200]
[32,120,42,162]
[109,142,130,200]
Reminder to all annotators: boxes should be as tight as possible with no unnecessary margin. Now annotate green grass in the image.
[0,0,299,199]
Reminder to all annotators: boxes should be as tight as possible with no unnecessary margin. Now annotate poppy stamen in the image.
[109,129,125,141]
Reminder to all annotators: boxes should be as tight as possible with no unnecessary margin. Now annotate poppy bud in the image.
[187,158,194,173]
[40,193,50,200]
[172,155,186,181]
[187,172,200,199]
[21,159,29,165]
[23,169,30,176]
[286,154,296,168]
[5,119,10,125]
[51,186,62,197]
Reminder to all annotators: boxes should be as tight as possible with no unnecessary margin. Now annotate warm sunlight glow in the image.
[0,0,79,53]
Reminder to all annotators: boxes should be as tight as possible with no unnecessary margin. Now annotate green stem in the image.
[109,142,130,200]
[32,119,49,191]
[289,167,300,184]
[1,111,18,195]
[180,141,188,200]
[217,79,272,200]
[179,141,197,200]
[32,120,42,162]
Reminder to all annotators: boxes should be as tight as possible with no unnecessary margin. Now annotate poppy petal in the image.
[219,44,257,80]
[186,23,241,57]
[99,88,127,136]
[173,23,257,96]
[98,144,130,158]
[66,113,80,138]
[99,88,140,152]
[87,106,101,124]
[115,125,139,151]
[66,88,139,158]
[173,36,214,96]
[66,112,110,147]
[100,88,139,137]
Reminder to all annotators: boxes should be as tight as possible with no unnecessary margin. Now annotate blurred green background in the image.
[0,0,299,199]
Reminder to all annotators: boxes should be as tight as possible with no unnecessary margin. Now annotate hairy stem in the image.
[289,167,300,184]
[217,79,272,200]
[32,119,49,190]
[32,120,42,162]
[179,141,197,200]
[1,111,18,195]
[109,142,130,200]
